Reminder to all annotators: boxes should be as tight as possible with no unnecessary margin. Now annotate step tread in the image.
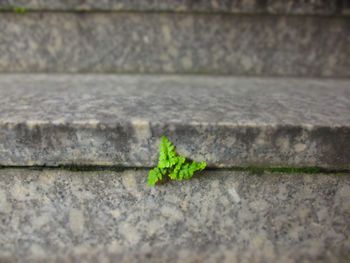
[0,74,350,168]
[1,74,349,126]
[0,169,349,262]
[0,0,345,15]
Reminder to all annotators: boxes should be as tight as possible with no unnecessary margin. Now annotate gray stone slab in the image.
[0,13,349,77]
[0,169,349,262]
[0,0,345,15]
[0,74,350,168]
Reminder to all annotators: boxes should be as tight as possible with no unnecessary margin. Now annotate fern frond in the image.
[169,156,185,180]
[178,161,206,180]
[147,167,163,186]
[158,136,178,169]
[148,136,207,185]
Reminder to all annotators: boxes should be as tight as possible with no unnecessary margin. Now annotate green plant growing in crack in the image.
[148,136,206,186]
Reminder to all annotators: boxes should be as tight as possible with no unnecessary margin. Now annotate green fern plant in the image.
[148,136,206,186]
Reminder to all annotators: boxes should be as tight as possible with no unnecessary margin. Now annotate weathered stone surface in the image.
[0,74,349,168]
[0,13,349,77]
[0,169,349,262]
[0,0,345,15]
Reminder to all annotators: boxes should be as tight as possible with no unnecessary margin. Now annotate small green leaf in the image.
[158,136,178,169]
[169,156,185,180]
[147,167,163,186]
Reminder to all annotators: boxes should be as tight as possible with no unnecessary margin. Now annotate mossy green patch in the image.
[13,7,27,14]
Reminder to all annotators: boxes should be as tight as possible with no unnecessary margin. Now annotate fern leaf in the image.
[147,167,163,186]
[169,156,186,180]
[179,161,206,180]
[158,136,178,169]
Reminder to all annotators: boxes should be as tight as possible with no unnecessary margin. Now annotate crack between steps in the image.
[0,165,348,175]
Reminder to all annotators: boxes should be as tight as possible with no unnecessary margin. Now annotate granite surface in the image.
[0,74,350,168]
[0,13,349,77]
[0,0,346,15]
[0,168,349,263]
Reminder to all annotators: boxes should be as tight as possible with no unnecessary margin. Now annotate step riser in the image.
[1,13,349,77]
[1,123,349,168]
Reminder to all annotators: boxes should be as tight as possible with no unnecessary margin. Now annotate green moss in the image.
[217,166,346,175]
[13,7,27,14]
[264,167,323,174]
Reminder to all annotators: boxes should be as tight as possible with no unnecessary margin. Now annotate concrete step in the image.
[0,11,349,77]
[1,0,348,15]
[0,74,349,169]
[0,168,349,262]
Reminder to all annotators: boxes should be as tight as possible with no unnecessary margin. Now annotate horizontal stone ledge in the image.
[0,0,346,16]
[0,74,349,168]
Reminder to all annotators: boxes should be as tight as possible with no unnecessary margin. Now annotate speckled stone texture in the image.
[0,0,346,14]
[0,74,350,168]
[0,169,349,262]
[0,13,349,77]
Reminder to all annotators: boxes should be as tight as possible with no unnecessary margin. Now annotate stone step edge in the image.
[1,122,350,169]
[1,3,349,16]
[1,74,349,168]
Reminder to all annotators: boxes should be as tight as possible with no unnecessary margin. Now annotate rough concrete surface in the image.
[0,13,349,77]
[0,169,349,262]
